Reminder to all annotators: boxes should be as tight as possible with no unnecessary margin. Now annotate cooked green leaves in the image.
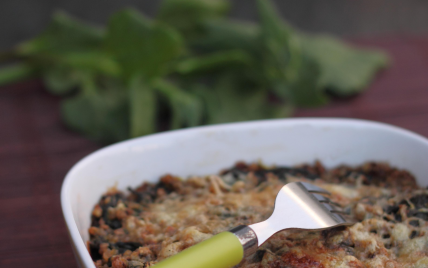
[0,0,389,143]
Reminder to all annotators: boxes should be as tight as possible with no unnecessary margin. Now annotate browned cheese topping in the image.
[89,162,428,268]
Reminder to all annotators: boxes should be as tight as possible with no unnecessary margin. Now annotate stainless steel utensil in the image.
[232,181,354,254]
[153,181,355,268]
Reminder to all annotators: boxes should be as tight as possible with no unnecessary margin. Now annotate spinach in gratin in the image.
[89,162,428,268]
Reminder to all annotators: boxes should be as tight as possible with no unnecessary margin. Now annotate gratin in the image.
[88,161,428,268]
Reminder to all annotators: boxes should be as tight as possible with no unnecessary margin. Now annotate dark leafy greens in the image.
[0,0,388,143]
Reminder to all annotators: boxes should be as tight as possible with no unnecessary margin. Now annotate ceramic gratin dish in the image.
[61,118,428,268]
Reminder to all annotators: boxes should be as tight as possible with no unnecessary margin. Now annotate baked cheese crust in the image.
[89,162,428,268]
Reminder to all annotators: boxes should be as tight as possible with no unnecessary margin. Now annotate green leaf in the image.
[0,3,389,144]
[154,79,203,129]
[158,0,229,36]
[174,50,252,75]
[188,19,264,84]
[257,0,291,47]
[105,9,183,79]
[42,52,120,95]
[278,56,328,107]
[0,64,36,86]
[18,11,104,55]
[256,0,303,92]
[55,52,120,76]
[197,75,291,125]
[61,78,129,143]
[191,19,260,55]
[129,76,156,137]
[257,0,298,70]
[256,0,322,106]
[43,66,80,95]
[299,34,389,96]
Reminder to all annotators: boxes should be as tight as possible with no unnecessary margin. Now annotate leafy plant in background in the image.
[0,0,388,143]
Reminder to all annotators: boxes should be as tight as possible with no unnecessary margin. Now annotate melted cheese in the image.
[89,162,425,268]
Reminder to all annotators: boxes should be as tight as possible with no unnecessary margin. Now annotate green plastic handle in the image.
[152,231,243,268]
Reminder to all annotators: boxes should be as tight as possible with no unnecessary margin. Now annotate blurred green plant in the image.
[0,0,389,143]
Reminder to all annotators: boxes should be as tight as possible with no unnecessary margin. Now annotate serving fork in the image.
[153,181,355,268]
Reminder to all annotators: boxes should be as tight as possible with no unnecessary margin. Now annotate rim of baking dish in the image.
[61,117,428,268]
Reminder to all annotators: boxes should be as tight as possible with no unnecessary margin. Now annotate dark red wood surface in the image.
[1,37,427,267]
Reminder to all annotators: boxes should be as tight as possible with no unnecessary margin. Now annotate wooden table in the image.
[1,36,427,267]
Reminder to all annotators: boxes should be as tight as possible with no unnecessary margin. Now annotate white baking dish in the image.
[61,118,428,268]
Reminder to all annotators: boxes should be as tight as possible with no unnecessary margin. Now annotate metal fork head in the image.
[249,182,355,246]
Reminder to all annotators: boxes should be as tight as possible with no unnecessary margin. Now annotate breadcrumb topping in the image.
[89,161,428,268]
